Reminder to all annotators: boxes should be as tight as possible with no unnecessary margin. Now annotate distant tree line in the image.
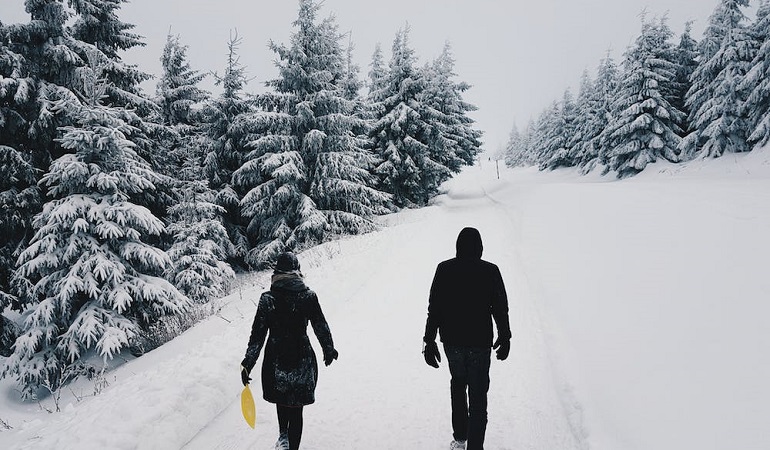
[0,0,481,396]
[505,0,770,178]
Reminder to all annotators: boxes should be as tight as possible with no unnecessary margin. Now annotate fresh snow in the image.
[2,152,770,449]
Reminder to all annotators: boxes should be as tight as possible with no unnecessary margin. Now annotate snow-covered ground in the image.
[2,151,770,449]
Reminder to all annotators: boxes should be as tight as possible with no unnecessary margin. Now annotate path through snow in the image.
[181,165,586,449]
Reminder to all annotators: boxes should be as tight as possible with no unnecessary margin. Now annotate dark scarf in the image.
[271,270,307,292]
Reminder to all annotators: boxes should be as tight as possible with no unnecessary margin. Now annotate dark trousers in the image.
[444,345,491,450]
[276,404,303,450]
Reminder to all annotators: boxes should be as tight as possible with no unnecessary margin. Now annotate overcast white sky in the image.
[3,0,760,152]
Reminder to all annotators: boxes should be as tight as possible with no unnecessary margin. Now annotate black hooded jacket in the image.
[424,228,511,348]
[242,273,335,406]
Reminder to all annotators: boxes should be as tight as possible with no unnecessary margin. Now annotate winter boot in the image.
[275,433,289,450]
[450,440,467,450]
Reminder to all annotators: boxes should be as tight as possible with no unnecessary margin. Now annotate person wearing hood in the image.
[241,252,338,450]
[423,227,512,450]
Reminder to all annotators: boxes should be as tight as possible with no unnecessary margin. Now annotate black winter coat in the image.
[242,274,335,406]
[424,229,511,348]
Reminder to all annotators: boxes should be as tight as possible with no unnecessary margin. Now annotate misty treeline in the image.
[0,0,481,397]
[505,0,770,178]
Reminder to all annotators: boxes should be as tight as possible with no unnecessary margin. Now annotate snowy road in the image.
[180,165,585,450]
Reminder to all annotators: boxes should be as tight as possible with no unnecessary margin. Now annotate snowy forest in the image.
[505,0,770,179]
[0,0,482,397]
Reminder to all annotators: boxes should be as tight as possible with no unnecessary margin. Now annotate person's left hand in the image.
[493,336,510,361]
[324,349,339,366]
[423,340,441,368]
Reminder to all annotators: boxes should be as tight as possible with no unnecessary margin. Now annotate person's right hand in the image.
[240,364,252,386]
[423,340,441,368]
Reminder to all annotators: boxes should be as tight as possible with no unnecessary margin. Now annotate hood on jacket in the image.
[456,227,483,260]
[275,252,301,273]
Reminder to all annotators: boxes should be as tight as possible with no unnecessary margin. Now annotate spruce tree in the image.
[0,30,42,313]
[367,43,389,101]
[567,70,597,167]
[741,1,770,147]
[154,33,235,295]
[542,89,578,170]
[68,0,154,113]
[584,52,621,173]
[529,102,562,167]
[504,122,528,167]
[4,59,189,397]
[421,42,483,173]
[671,22,699,132]
[0,145,40,356]
[603,18,685,178]
[680,0,755,158]
[234,0,389,267]
[166,182,235,304]
[0,0,164,335]
[369,27,445,206]
[200,32,253,266]
[155,32,210,177]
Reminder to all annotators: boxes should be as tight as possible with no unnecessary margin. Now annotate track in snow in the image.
[182,166,587,450]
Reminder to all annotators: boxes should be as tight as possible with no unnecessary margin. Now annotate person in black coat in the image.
[423,227,511,450]
[241,252,338,450]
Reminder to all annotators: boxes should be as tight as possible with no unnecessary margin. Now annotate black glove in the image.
[240,358,253,385]
[493,336,510,361]
[423,340,441,368]
[324,349,338,366]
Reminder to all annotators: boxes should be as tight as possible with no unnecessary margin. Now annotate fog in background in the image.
[3,0,758,153]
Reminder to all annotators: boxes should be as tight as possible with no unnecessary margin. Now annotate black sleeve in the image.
[491,265,511,340]
[424,265,444,342]
[307,291,335,358]
[242,293,271,371]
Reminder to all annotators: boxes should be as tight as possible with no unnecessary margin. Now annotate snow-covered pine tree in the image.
[154,33,235,296]
[200,32,253,267]
[341,36,363,103]
[0,32,40,314]
[680,0,755,158]
[566,70,597,168]
[340,36,376,152]
[526,102,559,167]
[0,145,40,356]
[367,43,389,102]
[421,42,483,173]
[603,17,685,178]
[740,1,770,147]
[364,42,388,160]
[369,26,445,207]
[542,89,578,170]
[504,123,524,167]
[671,22,699,134]
[234,0,389,267]
[1,0,163,332]
[0,4,78,303]
[582,52,621,173]
[67,0,154,113]
[521,119,538,167]
[166,181,235,304]
[65,0,178,222]
[4,57,190,397]
[155,32,210,177]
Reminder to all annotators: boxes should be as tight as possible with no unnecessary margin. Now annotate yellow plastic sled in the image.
[241,385,256,429]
